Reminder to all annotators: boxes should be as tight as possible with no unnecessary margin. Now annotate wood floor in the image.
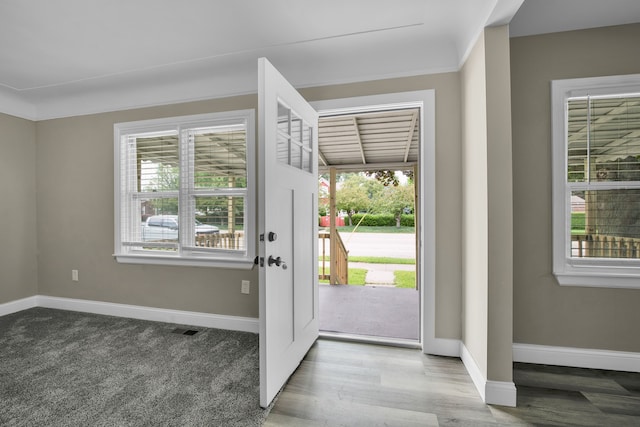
[264,339,640,426]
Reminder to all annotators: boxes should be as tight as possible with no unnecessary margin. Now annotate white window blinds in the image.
[114,110,255,267]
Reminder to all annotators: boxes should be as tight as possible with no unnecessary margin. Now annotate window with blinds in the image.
[567,96,640,259]
[114,110,255,268]
[552,74,640,288]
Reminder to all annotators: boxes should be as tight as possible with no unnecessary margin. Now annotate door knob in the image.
[268,255,287,270]
[268,232,278,242]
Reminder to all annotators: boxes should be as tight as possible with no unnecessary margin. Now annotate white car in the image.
[142,215,219,241]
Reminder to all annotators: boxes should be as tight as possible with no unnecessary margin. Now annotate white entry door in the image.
[258,58,319,408]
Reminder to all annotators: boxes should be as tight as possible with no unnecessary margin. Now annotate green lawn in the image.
[394,270,416,289]
[320,267,415,288]
[571,212,585,234]
[319,268,367,285]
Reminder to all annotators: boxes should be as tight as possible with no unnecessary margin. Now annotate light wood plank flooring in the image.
[265,339,640,426]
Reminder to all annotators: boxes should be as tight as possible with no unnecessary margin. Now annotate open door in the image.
[258,58,319,408]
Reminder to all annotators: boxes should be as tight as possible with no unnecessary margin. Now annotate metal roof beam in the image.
[403,111,418,162]
[319,161,416,174]
[318,150,328,166]
[353,117,366,165]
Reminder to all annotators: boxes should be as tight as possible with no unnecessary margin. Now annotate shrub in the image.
[349,213,415,227]
[400,214,414,227]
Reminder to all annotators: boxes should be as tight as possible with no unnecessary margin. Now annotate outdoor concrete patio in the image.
[319,283,420,341]
[319,232,420,340]
[318,231,419,341]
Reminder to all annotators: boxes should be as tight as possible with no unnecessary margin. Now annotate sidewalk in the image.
[348,262,415,271]
[320,261,415,286]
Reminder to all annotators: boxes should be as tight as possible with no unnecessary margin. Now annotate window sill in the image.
[114,253,256,270]
[554,269,640,289]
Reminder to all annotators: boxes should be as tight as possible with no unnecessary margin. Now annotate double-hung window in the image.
[552,74,640,288]
[114,110,255,268]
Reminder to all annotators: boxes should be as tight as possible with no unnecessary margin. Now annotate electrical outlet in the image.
[72,270,79,282]
[241,280,250,294]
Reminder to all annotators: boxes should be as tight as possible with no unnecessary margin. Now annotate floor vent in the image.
[172,328,199,336]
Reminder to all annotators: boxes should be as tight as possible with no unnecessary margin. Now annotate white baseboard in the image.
[486,380,517,407]
[424,337,461,357]
[0,295,259,333]
[513,343,640,373]
[460,343,517,407]
[0,296,38,317]
[460,343,487,401]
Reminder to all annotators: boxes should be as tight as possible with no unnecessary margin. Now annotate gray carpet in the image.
[319,284,419,340]
[0,308,268,426]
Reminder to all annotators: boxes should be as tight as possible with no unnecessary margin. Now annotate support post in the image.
[330,167,337,285]
[413,164,419,291]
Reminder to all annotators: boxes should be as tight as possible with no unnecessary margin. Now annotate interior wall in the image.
[302,74,463,340]
[36,96,260,318]
[34,73,464,333]
[460,25,515,383]
[461,30,489,377]
[511,23,640,352]
[484,25,514,383]
[0,113,37,304]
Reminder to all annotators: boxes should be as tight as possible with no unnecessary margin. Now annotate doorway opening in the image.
[315,105,421,345]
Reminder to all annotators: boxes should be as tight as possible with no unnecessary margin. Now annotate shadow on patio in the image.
[319,283,419,340]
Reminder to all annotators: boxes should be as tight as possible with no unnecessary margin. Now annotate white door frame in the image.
[311,90,437,354]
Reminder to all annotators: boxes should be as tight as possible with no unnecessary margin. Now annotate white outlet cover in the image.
[241,280,250,294]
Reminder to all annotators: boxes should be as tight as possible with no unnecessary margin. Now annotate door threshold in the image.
[319,331,421,349]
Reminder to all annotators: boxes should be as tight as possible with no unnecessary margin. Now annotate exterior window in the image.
[552,74,640,288]
[114,110,255,268]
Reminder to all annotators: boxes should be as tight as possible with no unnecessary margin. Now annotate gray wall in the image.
[14,21,637,362]
[301,74,463,340]
[461,28,489,376]
[34,74,464,338]
[484,26,514,383]
[5,19,637,378]
[511,23,640,352]
[36,96,260,317]
[0,113,37,303]
[461,26,514,382]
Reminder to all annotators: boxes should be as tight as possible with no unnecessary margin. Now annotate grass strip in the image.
[319,268,367,285]
[394,270,416,289]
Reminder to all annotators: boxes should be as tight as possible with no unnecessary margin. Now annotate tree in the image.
[375,182,415,227]
[145,164,179,214]
[193,174,246,228]
[143,165,247,228]
[335,174,372,226]
[144,163,179,192]
[365,169,413,187]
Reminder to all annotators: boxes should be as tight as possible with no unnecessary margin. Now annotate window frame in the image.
[552,74,640,288]
[113,109,256,269]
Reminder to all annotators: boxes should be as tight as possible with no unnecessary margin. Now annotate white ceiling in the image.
[1,0,639,120]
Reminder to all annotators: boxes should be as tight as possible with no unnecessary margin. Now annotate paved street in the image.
[319,232,416,259]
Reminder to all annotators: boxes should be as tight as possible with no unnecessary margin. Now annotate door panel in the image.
[258,58,319,408]
[294,191,316,329]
